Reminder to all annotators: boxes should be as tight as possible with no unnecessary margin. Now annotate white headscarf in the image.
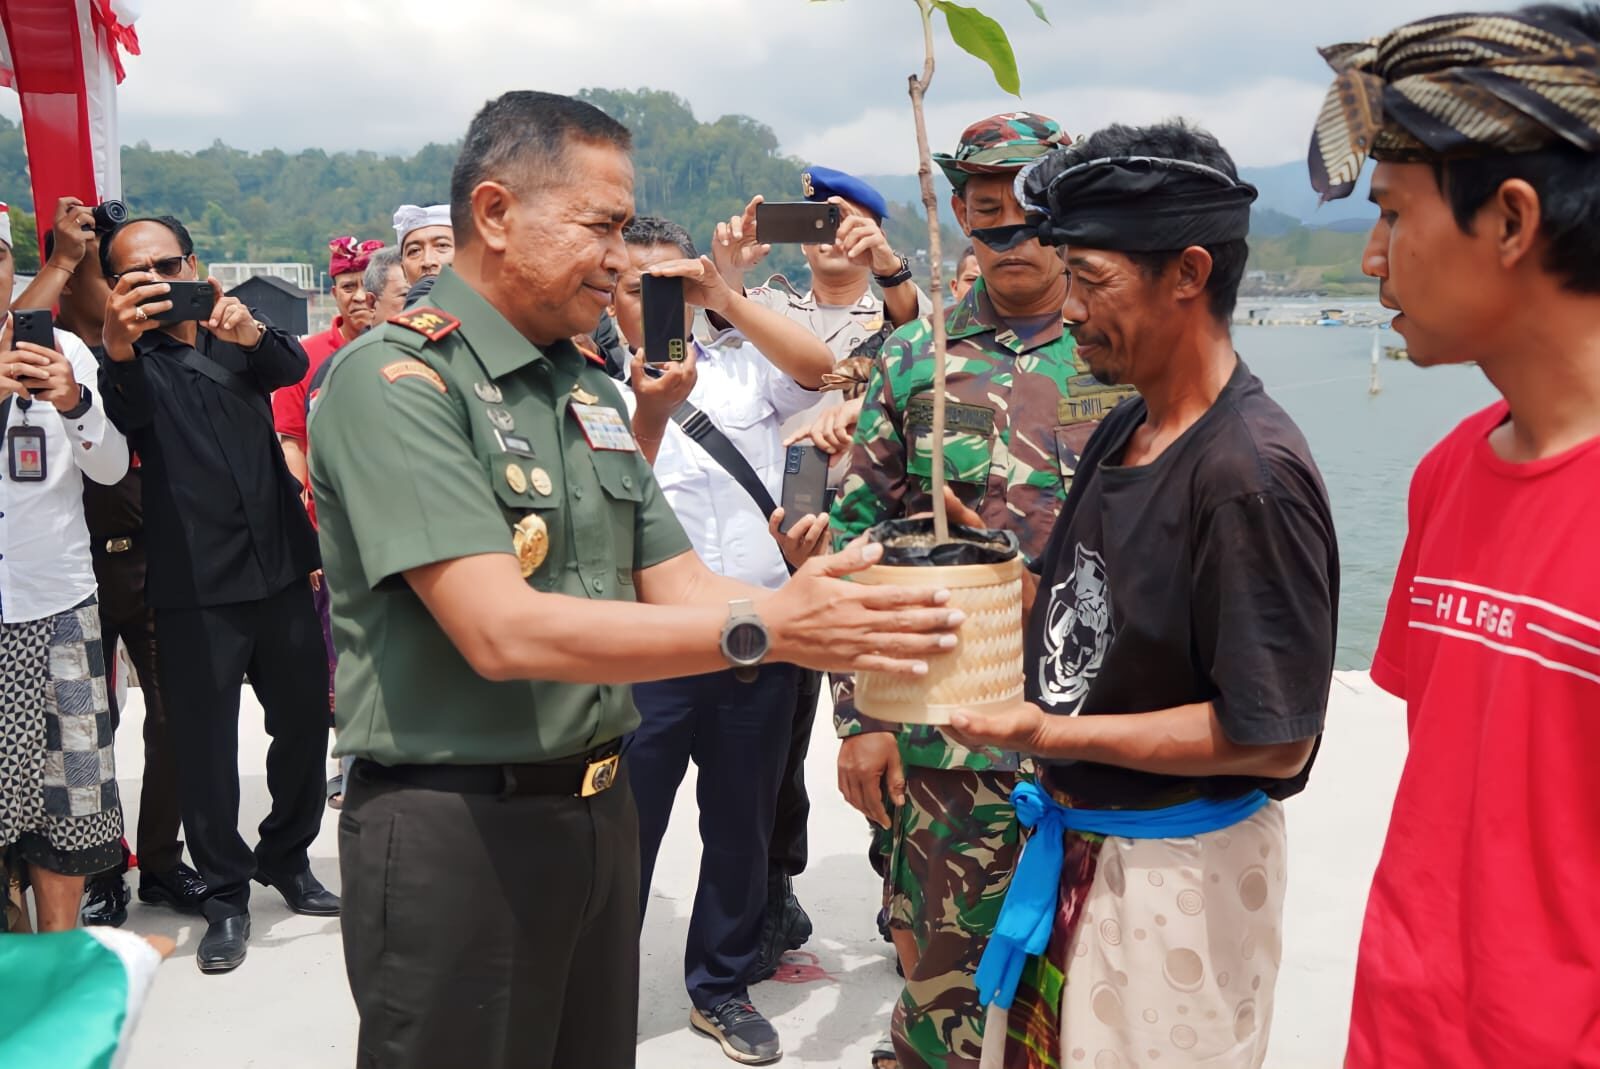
[0,203,11,249]
[392,203,451,245]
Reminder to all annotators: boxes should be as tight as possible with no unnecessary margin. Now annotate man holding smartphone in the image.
[712,167,934,972]
[0,202,131,933]
[97,215,336,974]
[610,215,833,1065]
[17,204,207,927]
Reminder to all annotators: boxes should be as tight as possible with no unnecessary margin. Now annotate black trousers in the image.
[769,669,822,878]
[96,548,185,875]
[340,760,640,1069]
[155,579,328,921]
[631,664,797,1008]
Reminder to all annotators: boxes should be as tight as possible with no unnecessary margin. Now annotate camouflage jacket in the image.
[829,277,1137,771]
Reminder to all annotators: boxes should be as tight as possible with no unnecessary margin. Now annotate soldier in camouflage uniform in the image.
[827,113,1138,1069]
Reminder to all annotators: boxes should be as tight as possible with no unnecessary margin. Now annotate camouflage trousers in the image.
[888,766,1021,1069]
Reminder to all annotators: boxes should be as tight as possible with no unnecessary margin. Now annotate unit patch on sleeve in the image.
[380,360,448,393]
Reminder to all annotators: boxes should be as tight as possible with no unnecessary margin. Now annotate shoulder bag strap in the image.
[669,399,795,576]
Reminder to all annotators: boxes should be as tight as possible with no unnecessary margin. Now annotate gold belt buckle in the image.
[105,537,133,554]
[579,754,620,798]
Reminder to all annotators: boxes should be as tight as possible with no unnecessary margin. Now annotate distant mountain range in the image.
[863,160,1377,236]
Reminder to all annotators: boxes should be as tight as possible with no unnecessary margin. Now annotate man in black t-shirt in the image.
[949,122,1337,1069]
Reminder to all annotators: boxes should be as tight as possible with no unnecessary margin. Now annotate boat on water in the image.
[1317,307,1347,327]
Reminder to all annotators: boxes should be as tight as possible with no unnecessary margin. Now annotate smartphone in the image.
[780,443,831,533]
[641,273,687,364]
[11,309,55,350]
[146,281,217,324]
[757,201,842,245]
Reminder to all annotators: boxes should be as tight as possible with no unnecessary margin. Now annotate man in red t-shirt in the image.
[275,236,384,497]
[1309,9,1600,1067]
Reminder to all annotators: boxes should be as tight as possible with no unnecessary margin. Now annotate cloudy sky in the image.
[4,0,1450,171]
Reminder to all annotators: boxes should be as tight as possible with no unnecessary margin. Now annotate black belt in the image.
[353,744,622,799]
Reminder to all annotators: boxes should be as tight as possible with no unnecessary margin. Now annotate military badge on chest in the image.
[513,513,549,578]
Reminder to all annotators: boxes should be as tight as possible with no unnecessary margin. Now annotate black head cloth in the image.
[988,153,1258,253]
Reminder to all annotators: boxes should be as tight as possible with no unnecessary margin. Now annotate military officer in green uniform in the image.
[827,113,1138,1069]
[308,91,964,1069]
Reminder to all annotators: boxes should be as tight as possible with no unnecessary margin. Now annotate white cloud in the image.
[0,0,1450,169]
[787,75,1327,173]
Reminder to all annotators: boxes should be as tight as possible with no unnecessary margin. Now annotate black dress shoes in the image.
[80,872,131,927]
[197,914,250,973]
[138,863,209,914]
[255,867,341,916]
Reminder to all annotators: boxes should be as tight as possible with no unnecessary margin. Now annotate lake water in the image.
[1234,315,1498,668]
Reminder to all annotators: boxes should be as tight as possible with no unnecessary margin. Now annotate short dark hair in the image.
[1065,120,1248,322]
[450,91,632,243]
[957,244,978,267]
[99,215,194,280]
[622,216,698,260]
[1428,4,1600,294]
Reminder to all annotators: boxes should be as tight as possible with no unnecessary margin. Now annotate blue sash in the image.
[975,780,1269,1010]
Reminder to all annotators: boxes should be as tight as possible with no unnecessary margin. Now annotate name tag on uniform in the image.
[570,402,638,453]
[6,424,46,482]
[905,396,996,438]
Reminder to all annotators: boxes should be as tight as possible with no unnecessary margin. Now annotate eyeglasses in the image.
[109,256,188,286]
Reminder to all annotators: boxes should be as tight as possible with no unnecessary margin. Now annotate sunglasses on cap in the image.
[109,255,188,287]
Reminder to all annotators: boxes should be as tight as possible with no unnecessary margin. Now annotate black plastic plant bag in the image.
[865,517,1019,567]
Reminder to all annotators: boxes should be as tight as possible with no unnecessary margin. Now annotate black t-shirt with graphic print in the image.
[1024,359,1338,806]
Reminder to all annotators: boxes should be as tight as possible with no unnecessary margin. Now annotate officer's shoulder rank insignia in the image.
[379,360,447,393]
[388,306,461,342]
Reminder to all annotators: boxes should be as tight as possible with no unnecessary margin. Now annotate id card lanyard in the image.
[5,397,47,482]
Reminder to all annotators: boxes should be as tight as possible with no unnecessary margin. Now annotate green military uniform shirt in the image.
[308,267,692,766]
[828,276,1137,771]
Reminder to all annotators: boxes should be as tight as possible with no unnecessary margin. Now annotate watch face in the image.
[724,620,769,664]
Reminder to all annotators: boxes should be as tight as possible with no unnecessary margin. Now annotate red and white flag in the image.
[0,0,141,240]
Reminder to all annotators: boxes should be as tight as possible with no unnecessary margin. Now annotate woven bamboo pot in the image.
[853,524,1025,725]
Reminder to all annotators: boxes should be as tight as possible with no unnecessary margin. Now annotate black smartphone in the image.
[780,443,831,533]
[757,201,842,245]
[147,280,217,324]
[641,273,687,364]
[11,308,55,350]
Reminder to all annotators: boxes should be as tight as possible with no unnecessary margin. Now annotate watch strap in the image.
[873,255,914,288]
[60,384,93,420]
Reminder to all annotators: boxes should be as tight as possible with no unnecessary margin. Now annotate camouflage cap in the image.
[933,112,1070,189]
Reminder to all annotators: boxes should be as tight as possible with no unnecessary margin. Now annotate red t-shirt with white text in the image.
[1351,401,1600,1068]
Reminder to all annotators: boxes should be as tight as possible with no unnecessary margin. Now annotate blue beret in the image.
[802,166,888,221]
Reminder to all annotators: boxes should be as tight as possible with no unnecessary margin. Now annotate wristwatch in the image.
[873,255,914,289]
[719,598,771,683]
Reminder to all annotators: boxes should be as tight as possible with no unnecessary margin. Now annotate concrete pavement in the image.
[104,671,1405,1068]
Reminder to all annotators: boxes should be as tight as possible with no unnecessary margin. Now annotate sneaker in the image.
[690,997,782,1065]
[80,872,130,927]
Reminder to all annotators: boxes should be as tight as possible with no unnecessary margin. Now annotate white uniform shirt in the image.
[0,326,130,622]
[621,339,816,591]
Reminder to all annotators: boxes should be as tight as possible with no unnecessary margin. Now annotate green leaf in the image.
[932,0,1022,95]
[1024,0,1050,23]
